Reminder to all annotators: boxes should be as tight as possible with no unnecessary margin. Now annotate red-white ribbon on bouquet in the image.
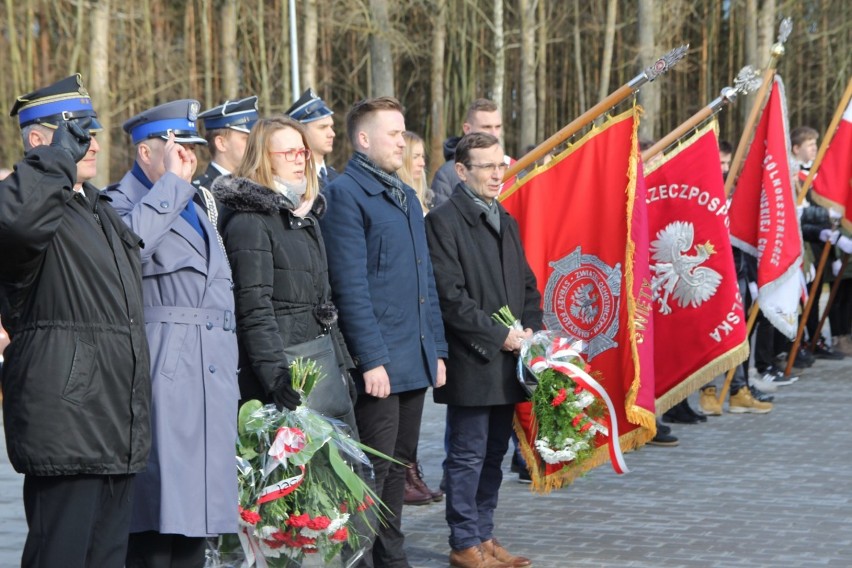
[257,466,306,504]
[529,337,629,474]
[269,426,307,461]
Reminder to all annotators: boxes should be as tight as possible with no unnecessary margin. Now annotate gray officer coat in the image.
[106,170,239,537]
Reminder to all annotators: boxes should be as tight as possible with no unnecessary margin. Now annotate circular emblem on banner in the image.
[543,246,622,360]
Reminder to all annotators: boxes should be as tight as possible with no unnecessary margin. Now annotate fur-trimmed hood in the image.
[211,174,327,218]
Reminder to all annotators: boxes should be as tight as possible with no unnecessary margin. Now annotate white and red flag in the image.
[810,97,852,231]
[643,122,749,411]
[728,76,803,339]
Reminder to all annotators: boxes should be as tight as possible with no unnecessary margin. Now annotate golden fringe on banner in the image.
[513,414,654,494]
[624,104,657,435]
[654,340,750,415]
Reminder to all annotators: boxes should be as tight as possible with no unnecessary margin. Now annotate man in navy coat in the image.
[320,96,448,568]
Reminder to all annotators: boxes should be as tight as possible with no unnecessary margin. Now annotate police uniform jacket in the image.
[320,157,448,394]
[106,169,239,537]
[0,146,151,476]
[193,162,224,191]
[425,185,543,406]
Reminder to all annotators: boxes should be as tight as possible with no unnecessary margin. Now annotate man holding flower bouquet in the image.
[425,132,542,568]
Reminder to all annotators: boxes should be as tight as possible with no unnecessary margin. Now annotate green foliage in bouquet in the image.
[219,358,395,567]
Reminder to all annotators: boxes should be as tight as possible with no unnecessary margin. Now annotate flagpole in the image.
[716,302,760,405]
[783,239,835,375]
[795,76,852,206]
[503,45,689,182]
[780,78,852,371]
[641,66,762,163]
[723,18,792,199]
[811,253,851,351]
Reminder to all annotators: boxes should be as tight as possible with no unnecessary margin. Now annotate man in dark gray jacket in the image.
[0,75,151,568]
[426,133,541,568]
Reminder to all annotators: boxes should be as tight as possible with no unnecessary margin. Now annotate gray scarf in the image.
[353,152,409,213]
[459,183,501,233]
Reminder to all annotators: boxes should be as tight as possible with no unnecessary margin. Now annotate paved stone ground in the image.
[1,356,850,567]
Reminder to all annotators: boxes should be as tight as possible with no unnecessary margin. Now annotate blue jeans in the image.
[444,404,515,550]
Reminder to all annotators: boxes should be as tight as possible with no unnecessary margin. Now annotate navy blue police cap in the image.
[10,74,103,133]
[285,89,333,123]
[198,96,259,133]
[123,99,207,146]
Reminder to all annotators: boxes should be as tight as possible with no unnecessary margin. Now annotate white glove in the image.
[748,281,759,302]
[804,264,816,283]
[832,259,842,277]
[838,235,852,255]
[829,208,842,221]
[820,229,840,244]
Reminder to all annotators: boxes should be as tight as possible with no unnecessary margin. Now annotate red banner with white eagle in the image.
[500,107,656,490]
[810,96,852,232]
[643,122,749,412]
[728,76,803,339]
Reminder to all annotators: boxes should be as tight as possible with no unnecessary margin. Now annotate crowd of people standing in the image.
[1,72,850,568]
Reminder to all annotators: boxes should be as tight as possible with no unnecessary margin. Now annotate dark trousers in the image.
[125,531,207,568]
[22,474,134,568]
[445,404,514,551]
[829,278,852,336]
[354,387,426,568]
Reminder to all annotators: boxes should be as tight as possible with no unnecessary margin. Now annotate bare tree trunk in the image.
[221,0,238,100]
[519,0,536,149]
[598,0,617,101]
[368,0,394,96]
[430,0,447,180]
[68,0,84,74]
[536,0,546,142]
[279,0,291,105]
[491,0,504,109]
[572,0,586,112]
[89,0,111,188]
[257,0,271,112]
[637,0,659,141]
[756,0,776,67]
[302,0,318,89]
[200,0,213,107]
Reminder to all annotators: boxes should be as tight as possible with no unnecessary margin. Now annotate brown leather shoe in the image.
[403,466,433,505]
[449,545,511,568]
[481,539,532,567]
[409,461,444,502]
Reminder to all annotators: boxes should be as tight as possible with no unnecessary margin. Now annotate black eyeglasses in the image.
[270,148,312,162]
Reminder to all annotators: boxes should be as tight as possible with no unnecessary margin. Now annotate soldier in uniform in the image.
[286,88,338,189]
[194,95,259,190]
[1,75,151,568]
[105,100,239,568]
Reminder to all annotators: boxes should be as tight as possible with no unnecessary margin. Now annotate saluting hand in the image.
[163,132,194,182]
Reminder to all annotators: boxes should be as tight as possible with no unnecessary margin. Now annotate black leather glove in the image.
[271,373,301,412]
[50,119,91,163]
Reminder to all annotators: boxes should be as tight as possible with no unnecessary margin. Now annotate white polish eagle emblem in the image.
[650,221,722,315]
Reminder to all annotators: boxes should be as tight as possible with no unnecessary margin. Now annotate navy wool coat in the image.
[320,157,448,394]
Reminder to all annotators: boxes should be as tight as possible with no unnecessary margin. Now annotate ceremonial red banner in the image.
[501,108,655,490]
[644,123,749,412]
[728,77,803,338]
[811,98,852,231]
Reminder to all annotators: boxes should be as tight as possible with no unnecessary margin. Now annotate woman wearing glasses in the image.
[212,116,358,434]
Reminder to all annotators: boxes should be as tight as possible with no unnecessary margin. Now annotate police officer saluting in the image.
[0,75,151,567]
[105,100,239,568]
[194,95,259,190]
